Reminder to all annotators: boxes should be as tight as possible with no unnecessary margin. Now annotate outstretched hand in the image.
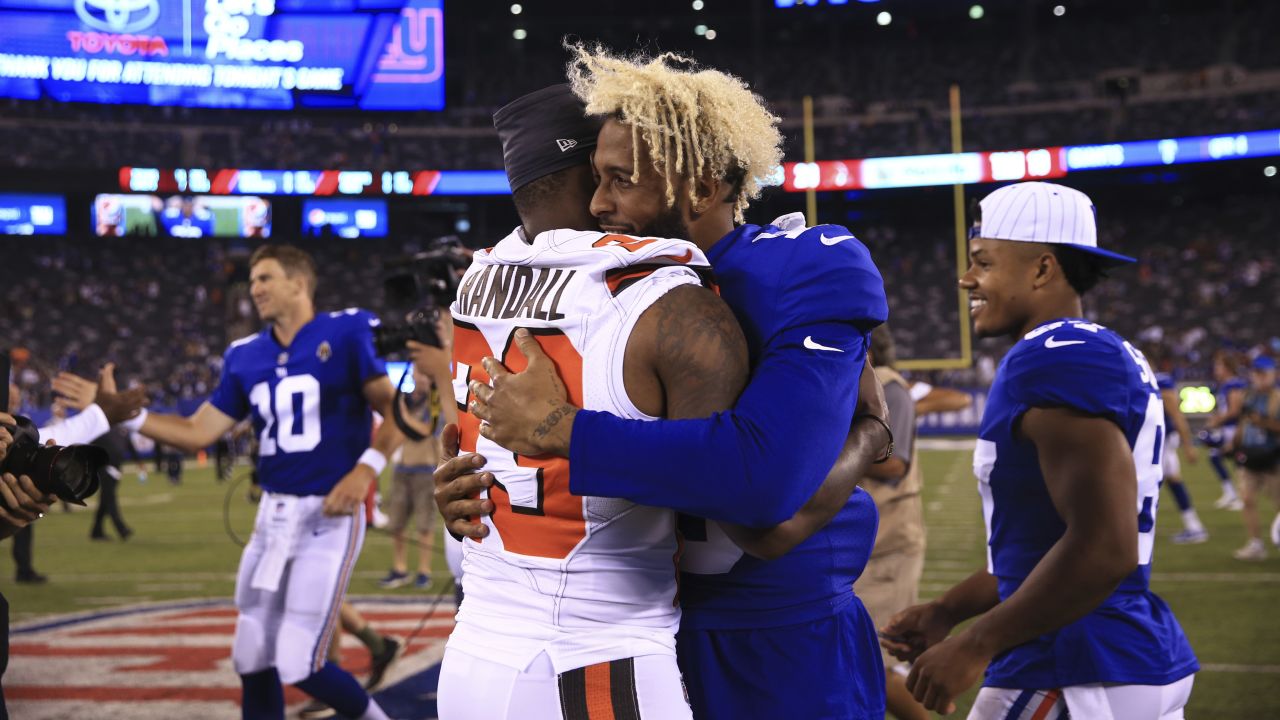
[468,329,577,457]
[52,363,149,425]
[51,371,98,411]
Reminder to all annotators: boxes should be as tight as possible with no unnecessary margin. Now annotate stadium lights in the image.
[695,24,707,35]
[876,11,891,26]
[705,28,718,39]
[969,5,984,20]
[510,3,522,14]
[1053,5,1066,16]
[513,28,527,40]
[693,0,704,10]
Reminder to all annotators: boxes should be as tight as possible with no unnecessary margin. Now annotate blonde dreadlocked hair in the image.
[566,42,783,224]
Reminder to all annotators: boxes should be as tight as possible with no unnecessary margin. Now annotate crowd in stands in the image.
[4,189,1275,409]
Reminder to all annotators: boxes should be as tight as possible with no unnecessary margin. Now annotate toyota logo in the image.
[74,0,161,34]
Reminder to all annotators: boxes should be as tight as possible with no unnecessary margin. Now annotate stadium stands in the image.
[4,189,1275,406]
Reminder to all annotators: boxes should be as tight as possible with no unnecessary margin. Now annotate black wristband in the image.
[854,413,894,463]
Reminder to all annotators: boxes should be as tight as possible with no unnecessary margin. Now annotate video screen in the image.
[92,194,271,238]
[302,199,388,238]
[0,0,443,111]
[0,193,67,235]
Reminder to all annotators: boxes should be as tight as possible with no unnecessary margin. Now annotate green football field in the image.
[3,447,1277,719]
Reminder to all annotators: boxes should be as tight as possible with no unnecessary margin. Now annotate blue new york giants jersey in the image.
[1216,377,1247,429]
[160,207,216,238]
[210,309,386,496]
[976,318,1198,688]
[677,214,885,630]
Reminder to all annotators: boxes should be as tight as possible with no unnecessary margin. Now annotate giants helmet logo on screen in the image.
[74,0,160,34]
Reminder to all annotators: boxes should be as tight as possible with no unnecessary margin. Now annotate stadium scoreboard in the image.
[0,0,444,110]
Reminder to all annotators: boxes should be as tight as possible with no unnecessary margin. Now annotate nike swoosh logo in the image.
[820,234,856,246]
[803,336,844,352]
[1044,336,1086,349]
[664,249,694,263]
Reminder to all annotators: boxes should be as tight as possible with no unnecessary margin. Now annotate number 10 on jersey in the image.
[249,375,322,456]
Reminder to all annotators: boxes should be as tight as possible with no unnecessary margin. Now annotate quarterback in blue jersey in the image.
[445,47,891,719]
[882,182,1198,719]
[137,245,403,720]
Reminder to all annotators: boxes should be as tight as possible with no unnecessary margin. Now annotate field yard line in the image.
[919,438,978,451]
[1201,663,1280,674]
[117,493,175,507]
[1150,572,1280,583]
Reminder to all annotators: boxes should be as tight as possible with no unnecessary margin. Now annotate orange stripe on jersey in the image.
[603,259,712,298]
[558,659,640,720]
[583,661,616,720]
[605,267,657,295]
[592,234,660,253]
[1028,689,1062,720]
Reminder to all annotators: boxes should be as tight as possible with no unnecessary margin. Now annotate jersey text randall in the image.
[455,264,578,322]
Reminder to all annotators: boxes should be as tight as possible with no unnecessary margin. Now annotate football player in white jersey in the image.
[434,84,750,720]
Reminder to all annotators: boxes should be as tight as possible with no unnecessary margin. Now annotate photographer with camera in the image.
[1230,355,1280,561]
[2,361,118,720]
[0,411,51,540]
[0,442,52,720]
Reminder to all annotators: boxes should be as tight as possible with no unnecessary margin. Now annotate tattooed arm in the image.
[471,284,748,453]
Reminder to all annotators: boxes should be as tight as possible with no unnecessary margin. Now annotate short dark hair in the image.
[512,166,576,220]
[1052,245,1108,295]
[249,244,318,299]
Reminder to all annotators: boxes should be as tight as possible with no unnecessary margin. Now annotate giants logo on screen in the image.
[373,5,444,85]
[74,0,160,34]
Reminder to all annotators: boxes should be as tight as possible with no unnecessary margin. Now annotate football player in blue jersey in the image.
[159,196,217,238]
[136,244,403,720]
[1148,350,1208,545]
[881,182,1198,719]
[441,46,892,719]
[1201,350,1246,510]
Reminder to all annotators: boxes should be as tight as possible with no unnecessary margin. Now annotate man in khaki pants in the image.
[855,324,929,720]
[381,331,458,589]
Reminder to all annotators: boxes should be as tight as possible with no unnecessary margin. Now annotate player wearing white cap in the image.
[881,182,1197,719]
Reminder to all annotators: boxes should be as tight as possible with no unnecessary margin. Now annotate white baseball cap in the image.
[970,181,1135,265]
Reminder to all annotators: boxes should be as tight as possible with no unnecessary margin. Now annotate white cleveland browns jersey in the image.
[447,226,712,674]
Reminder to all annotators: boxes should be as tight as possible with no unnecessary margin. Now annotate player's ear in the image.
[1032,249,1058,290]
[687,174,723,218]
